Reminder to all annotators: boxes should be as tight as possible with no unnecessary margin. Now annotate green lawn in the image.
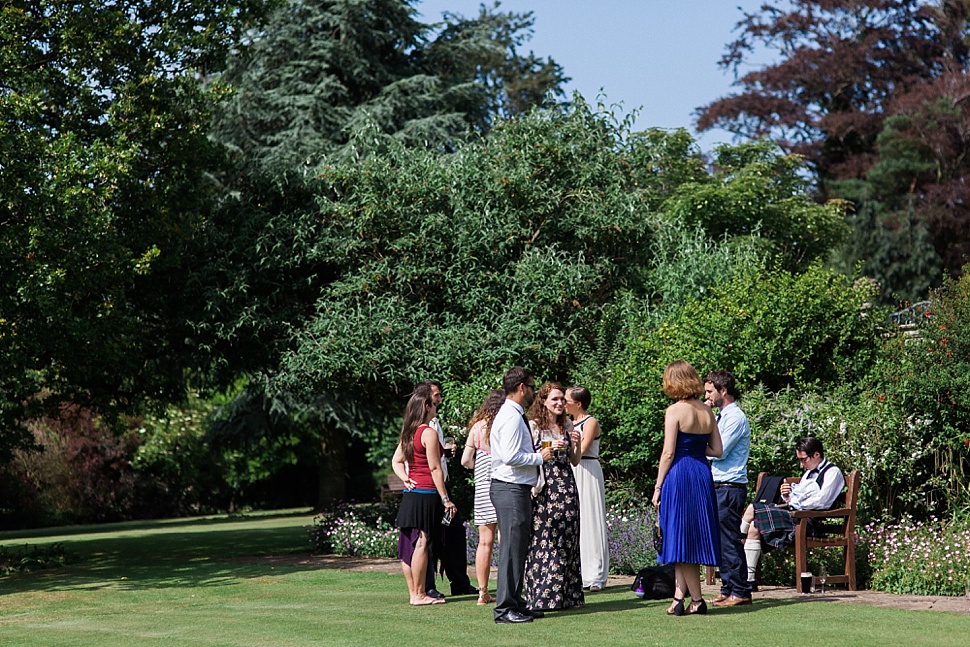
[1,511,965,646]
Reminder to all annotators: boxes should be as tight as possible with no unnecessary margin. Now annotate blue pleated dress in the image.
[657,431,721,566]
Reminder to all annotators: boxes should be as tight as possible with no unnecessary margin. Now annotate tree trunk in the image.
[316,424,347,511]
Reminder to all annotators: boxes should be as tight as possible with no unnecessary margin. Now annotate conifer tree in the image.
[211,0,567,171]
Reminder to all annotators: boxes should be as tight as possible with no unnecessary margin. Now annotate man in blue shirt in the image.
[705,370,752,607]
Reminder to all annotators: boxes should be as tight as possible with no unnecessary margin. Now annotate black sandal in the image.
[666,597,685,616]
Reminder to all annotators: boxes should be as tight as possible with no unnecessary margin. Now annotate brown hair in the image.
[467,389,506,447]
[528,381,568,431]
[663,360,704,400]
[399,392,435,463]
[566,385,591,409]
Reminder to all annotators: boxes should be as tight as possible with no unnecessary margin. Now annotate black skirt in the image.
[395,491,442,535]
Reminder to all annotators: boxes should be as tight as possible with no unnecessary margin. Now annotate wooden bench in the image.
[705,469,861,591]
[380,473,406,502]
[792,468,861,591]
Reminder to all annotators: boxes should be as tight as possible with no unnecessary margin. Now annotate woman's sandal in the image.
[685,599,708,615]
[666,597,685,616]
[477,588,495,605]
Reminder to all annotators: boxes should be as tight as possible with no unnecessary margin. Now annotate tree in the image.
[209,0,568,172]
[0,1,275,460]
[697,0,970,299]
[696,0,948,180]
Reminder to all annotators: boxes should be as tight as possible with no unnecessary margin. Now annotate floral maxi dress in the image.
[524,431,585,610]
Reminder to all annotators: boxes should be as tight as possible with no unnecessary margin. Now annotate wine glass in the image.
[964,579,970,612]
[818,566,827,595]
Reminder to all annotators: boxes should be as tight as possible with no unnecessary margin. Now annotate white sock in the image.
[744,539,762,582]
[740,520,750,535]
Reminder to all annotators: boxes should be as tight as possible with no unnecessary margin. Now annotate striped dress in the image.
[469,420,497,525]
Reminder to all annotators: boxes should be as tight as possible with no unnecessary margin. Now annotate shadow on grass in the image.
[1,512,321,595]
[0,508,315,541]
[556,583,814,617]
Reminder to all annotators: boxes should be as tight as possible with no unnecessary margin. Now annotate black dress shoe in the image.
[524,609,545,618]
[426,589,445,599]
[495,610,533,624]
[451,584,480,596]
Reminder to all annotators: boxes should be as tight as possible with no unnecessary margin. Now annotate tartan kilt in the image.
[752,503,795,549]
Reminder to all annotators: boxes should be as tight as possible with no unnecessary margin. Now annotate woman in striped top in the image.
[461,389,506,605]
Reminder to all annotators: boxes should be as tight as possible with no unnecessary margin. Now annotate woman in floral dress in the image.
[523,381,585,611]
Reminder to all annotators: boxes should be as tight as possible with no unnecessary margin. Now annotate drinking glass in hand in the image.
[540,432,552,451]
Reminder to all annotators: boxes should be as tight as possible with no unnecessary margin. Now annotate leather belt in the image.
[713,482,747,489]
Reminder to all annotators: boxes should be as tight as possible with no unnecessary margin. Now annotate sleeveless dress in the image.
[657,431,721,566]
[468,420,497,525]
[524,429,585,610]
[571,417,610,589]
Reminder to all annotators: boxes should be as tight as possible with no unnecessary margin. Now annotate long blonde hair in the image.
[467,389,506,447]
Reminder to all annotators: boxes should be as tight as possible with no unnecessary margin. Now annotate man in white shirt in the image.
[740,437,845,582]
[489,367,553,624]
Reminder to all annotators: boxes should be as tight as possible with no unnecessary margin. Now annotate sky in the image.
[416,0,767,151]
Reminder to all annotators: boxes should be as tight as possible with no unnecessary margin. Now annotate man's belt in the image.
[713,482,747,489]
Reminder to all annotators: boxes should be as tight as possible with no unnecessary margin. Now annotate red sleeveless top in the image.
[409,424,441,491]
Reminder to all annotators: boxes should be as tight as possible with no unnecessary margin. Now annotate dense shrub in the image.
[863,515,970,595]
[864,271,970,516]
[607,499,658,575]
[5,405,142,525]
[596,264,884,476]
[0,542,71,575]
[308,501,399,557]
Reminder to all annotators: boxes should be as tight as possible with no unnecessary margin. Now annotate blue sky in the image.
[417,0,766,151]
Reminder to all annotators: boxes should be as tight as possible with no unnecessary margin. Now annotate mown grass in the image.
[1,510,966,646]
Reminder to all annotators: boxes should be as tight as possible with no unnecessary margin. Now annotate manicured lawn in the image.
[1,511,966,646]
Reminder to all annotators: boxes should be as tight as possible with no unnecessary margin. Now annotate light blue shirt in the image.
[711,401,750,484]
[489,399,544,485]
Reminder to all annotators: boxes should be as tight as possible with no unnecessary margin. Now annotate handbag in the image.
[531,464,546,497]
[652,521,663,555]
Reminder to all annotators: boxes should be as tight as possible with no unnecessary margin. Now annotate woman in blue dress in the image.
[652,360,723,616]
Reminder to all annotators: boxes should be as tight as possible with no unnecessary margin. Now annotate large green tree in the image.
[0,0,274,459]
[259,103,849,481]
[210,0,568,171]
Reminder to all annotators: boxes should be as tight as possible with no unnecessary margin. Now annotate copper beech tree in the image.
[697,0,970,300]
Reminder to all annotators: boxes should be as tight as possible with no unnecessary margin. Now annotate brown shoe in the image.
[716,595,752,607]
[709,593,730,605]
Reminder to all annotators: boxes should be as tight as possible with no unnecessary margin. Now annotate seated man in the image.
[739,437,845,589]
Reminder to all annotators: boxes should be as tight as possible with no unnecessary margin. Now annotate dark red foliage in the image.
[697,0,970,282]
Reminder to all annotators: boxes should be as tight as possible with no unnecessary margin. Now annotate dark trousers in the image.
[490,480,533,620]
[716,485,752,599]
[424,488,472,595]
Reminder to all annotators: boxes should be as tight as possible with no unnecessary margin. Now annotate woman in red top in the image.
[392,391,457,606]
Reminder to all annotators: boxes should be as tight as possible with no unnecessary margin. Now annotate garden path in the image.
[251,554,969,614]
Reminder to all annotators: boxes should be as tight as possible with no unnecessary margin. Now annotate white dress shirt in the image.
[789,458,845,510]
[430,416,448,481]
[489,399,543,485]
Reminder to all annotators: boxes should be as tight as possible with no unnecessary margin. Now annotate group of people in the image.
[655,360,845,616]
[390,372,609,619]
[391,361,845,622]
